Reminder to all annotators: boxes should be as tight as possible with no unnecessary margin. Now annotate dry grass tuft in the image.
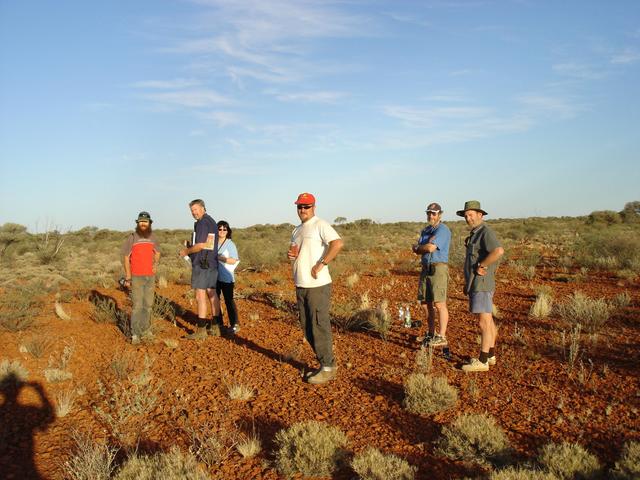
[403,373,458,415]
[55,388,78,417]
[236,432,262,459]
[436,413,512,467]
[20,335,52,358]
[185,421,229,468]
[529,292,553,319]
[538,442,601,479]
[351,446,417,480]
[274,420,348,478]
[61,430,117,480]
[227,382,255,401]
[489,466,558,480]
[0,358,29,383]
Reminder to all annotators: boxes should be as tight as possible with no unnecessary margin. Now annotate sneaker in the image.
[487,355,497,366]
[462,358,489,372]
[429,335,448,347]
[304,367,321,379]
[307,366,337,385]
[185,327,208,340]
[131,335,141,345]
[230,324,240,334]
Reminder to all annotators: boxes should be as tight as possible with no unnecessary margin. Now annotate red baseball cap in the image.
[294,192,316,205]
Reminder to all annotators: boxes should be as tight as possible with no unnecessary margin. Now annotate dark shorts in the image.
[469,291,494,314]
[191,265,218,290]
[417,264,449,303]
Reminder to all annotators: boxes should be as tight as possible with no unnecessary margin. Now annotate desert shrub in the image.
[415,345,434,373]
[345,272,359,287]
[620,201,640,223]
[185,421,227,468]
[529,292,553,320]
[336,300,391,338]
[109,351,135,381]
[0,287,41,331]
[611,440,640,479]
[351,446,417,480]
[0,359,29,382]
[91,296,120,324]
[62,430,117,480]
[403,373,458,415]
[586,210,622,225]
[0,223,29,258]
[574,230,640,271]
[153,294,179,324]
[35,227,66,264]
[274,420,348,478]
[436,413,512,467]
[236,432,262,459]
[44,345,74,383]
[538,442,601,479]
[556,292,613,333]
[114,446,208,480]
[489,466,558,480]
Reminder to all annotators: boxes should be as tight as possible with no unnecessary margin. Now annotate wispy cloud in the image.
[143,89,232,108]
[201,110,242,127]
[517,94,583,119]
[191,158,268,175]
[552,62,608,80]
[273,90,348,104]
[610,48,640,65]
[383,105,490,127]
[131,79,201,89]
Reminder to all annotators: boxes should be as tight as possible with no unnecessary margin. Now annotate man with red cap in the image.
[288,193,344,384]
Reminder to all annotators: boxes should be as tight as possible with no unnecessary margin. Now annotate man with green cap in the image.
[457,201,504,372]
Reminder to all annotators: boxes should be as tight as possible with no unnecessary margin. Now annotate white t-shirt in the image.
[291,216,341,288]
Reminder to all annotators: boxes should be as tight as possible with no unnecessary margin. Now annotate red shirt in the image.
[121,232,159,276]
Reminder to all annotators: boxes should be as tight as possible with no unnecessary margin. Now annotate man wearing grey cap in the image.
[412,202,451,349]
[121,211,161,345]
[457,200,504,372]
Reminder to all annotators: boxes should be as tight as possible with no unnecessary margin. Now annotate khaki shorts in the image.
[417,264,449,303]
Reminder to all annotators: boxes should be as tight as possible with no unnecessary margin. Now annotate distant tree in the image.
[0,223,28,257]
[586,210,621,225]
[333,216,347,225]
[620,201,640,223]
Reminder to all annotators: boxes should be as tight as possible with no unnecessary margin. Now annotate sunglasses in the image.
[426,210,440,216]
[218,227,228,231]
[297,205,313,210]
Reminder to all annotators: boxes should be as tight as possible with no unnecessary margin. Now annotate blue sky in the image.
[1,0,639,231]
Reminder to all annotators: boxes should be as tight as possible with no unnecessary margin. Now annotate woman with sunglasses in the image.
[216,220,240,334]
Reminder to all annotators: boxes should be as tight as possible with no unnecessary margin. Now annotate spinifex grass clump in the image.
[529,291,553,320]
[274,420,348,478]
[0,359,29,383]
[538,441,601,479]
[351,447,417,480]
[611,440,640,480]
[403,373,458,415]
[0,287,41,331]
[436,413,512,467]
[556,291,613,333]
[489,466,558,480]
[113,446,208,480]
[62,430,117,480]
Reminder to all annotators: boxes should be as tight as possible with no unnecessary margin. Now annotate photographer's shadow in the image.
[0,373,54,479]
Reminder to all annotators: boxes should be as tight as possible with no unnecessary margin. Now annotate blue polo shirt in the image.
[418,222,451,265]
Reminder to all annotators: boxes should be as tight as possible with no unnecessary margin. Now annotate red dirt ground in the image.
[1,250,639,479]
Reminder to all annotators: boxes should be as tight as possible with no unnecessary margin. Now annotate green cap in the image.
[456,200,488,217]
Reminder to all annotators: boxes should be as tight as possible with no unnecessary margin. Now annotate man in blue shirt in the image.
[412,202,451,348]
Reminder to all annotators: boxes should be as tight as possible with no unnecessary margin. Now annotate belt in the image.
[430,262,448,265]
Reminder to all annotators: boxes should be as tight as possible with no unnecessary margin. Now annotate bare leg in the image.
[422,302,435,335]
[195,289,209,319]
[478,312,495,353]
[434,301,448,337]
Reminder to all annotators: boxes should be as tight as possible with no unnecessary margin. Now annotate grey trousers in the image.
[131,275,155,336]
[296,283,335,368]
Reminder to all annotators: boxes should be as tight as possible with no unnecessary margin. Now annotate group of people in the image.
[119,193,503,383]
[120,199,240,345]
[413,200,504,372]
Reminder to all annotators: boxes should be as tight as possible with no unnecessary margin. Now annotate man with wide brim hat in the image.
[456,200,488,217]
[457,200,504,372]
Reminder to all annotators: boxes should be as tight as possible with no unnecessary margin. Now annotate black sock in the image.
[198,317,208,328]
[488,347,495,358]
[479,351,489,364]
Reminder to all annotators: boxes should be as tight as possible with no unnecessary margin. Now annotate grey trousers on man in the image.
[296,283,335,368]
[131,275,155,336]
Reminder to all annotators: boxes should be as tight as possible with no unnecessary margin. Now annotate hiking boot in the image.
[185,327,208,340]
[230,324,240,334]
[206,323,221,337]
[462,358,489,372]
[429,335,448,347]
[420,333,434,348]
[131,335,141,345]
[307,366,337,385]
[487,355,497,366]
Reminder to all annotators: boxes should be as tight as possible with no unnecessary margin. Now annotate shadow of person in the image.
[0,373,54,479]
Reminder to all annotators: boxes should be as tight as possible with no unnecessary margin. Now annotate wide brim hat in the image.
[456,200,488,217]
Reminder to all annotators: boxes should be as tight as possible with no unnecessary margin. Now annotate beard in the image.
[136,225,152,238]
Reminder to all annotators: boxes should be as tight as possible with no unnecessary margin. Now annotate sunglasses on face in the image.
[297,205,313,210]
[218,227,228,231]
[426,210,439,216]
